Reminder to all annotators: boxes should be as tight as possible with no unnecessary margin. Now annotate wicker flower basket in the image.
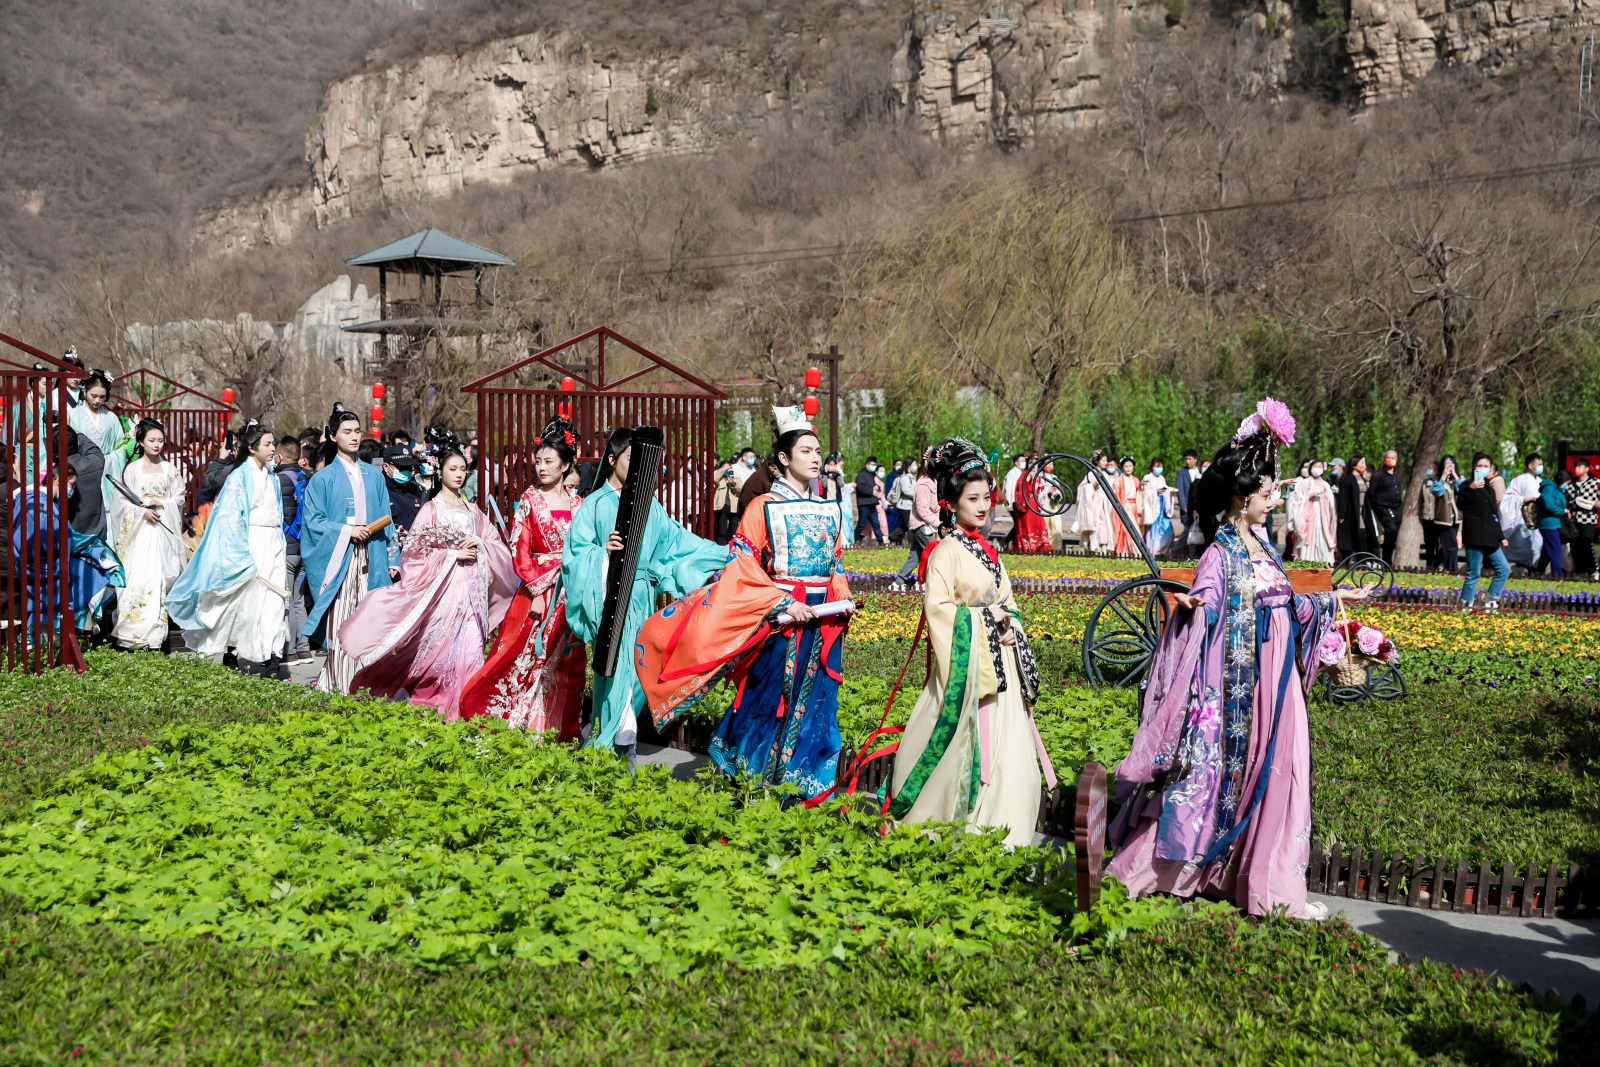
[1330,650,1374,687]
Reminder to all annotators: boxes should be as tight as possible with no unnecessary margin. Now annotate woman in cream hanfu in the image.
[1107,400,1371,919]
[339,429,517,720]
[165,421,289,674]
[1070,451,1115,554]
[459,415,586,737]
[634,406,853,798]
[887,438,1057,847]
[107,418,187,650]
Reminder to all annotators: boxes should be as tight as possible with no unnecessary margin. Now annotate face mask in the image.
[745,457,755,467]
[866,464,876,472]
[393,471,413,484]
[1426,469,1434,478]
[1475,467,1491,480]
[1311,466,1324,477]
[1153,466,1163,475]
[1534,464,1545,476]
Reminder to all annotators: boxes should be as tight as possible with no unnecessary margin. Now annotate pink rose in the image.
[1317,630,1347,666]
[1256,397,1296,446]
[1356,626,1384,657]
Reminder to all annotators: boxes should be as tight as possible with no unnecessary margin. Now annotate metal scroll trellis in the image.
[463,328,725,538]
[0,331,86,673]
[109,368,238,516]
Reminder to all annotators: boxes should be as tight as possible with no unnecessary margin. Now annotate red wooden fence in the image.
[463,328,724,537]
[110,368,238,516]
[0,332,85,673]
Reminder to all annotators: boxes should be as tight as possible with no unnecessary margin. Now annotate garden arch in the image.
[463,328,725,537]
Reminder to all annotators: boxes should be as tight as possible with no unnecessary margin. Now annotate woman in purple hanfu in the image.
[1106,399,1371,920]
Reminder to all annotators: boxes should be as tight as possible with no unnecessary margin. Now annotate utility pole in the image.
[223,377,253,425]
[808,344,844,456]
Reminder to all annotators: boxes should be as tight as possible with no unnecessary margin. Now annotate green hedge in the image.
[2,890,1594,1065]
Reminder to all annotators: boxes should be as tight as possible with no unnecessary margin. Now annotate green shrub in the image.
[0,701,1065,974]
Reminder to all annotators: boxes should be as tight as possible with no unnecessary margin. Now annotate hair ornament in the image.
[770,404,813,436]
[538,414,578,451]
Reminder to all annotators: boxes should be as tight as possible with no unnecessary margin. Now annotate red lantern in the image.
[560,376,575,393]
[372,382,386,400]
[221,387,235,404]
[803,396,819,418]
[804,367,821,389]
[370,404,383,422]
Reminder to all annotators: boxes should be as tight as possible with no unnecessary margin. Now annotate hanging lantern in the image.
[560,376,575,393]
[370,404,383,422]
[804,367,821,389]
[221,387,235,404]
[803,396,819,418]
[372,382,386,400]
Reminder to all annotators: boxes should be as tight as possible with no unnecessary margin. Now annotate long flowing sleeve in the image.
[922,541,962,690]
[560,488,611,643]
[644,500,729,599]
[165,465,254,630]
[509,490,541,584]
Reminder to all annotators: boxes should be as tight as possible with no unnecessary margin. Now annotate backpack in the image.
[1521,495,1542,529]
[283,469,308,541]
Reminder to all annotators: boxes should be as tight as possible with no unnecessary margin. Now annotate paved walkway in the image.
[1311,893,1600,1005]
[273,650,1598,1003]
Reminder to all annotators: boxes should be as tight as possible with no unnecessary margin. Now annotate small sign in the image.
[1074,762,1108,913]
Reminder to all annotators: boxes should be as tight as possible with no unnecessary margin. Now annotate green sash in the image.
[889,608,972,818]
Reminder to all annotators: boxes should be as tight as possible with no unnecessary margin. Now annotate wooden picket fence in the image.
[1310,840,1595,919]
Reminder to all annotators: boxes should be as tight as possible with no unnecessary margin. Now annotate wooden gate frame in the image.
[110,368,238,515]
[463,327,726,537]
[0,331,86,673]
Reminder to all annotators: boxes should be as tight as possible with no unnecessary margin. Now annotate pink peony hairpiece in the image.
[1232,412,1262,442]
[1256,397,1296,446]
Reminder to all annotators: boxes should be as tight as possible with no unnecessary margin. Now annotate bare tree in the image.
[1318,190,1600,567]
[844,176,1147,451]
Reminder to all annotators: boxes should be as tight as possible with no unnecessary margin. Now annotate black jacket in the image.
[1456,479,1505,551]
[1335,471,1377,555]
[199,457,232,508]
[387,478,425,532]
[275,464,304,553]
[1369,467,1403,511]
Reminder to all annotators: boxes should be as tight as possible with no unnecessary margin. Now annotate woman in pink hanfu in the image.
[458,416,586,737]
[341,429,517,720]
[1107,399,1371,920]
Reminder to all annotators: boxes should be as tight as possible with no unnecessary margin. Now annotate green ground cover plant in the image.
[0,700,1067,974]
[2,888,1591,1066]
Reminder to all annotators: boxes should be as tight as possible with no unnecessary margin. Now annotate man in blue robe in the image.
[300,409,399,693]
[562,430,729,756]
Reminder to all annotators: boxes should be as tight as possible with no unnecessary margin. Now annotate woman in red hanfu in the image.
[1011,455,1053,552]
[459,416,586,738]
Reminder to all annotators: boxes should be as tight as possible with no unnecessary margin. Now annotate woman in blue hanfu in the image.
[636,406,853,799]
[12,459,123,638]
[560,426,730,757]
[165,421,289,676]
[66,370,127,538]
[299,403,399,693]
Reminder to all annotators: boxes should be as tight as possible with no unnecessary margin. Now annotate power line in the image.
[611,155,1600,275]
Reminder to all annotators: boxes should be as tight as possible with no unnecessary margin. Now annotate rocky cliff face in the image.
[1346,0,1600,104]
[197,0,1590,251]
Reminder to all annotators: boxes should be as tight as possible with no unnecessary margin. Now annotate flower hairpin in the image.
[1233,397,1296,446]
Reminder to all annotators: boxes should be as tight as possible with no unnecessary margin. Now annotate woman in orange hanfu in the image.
[458,415,586,738]
[1011,455,1053,553]
[1113,455,1142,556]
[634,406,853,799]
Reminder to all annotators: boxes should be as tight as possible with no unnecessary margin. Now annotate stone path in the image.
[275,649,1600,1003]
[1312,894,1600,1005]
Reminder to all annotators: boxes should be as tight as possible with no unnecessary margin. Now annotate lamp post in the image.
[807,344,843,455]
[223,377,252,424]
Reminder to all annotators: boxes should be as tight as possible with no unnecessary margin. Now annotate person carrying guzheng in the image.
[561,426,730,758]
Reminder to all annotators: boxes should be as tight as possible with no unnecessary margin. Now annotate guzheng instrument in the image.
[593,425,666,677]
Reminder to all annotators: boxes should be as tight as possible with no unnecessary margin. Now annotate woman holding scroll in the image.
[635,407,853,799]
[886,437,1057,846]
[561,427,731,757]
[300,403,400,694]
[338,429,517,719]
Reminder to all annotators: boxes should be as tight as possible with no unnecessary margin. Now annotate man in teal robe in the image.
[562,442,729,756]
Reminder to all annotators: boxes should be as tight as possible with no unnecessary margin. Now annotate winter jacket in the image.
[1537,479,1568,531]
[1457,477,1506,551]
